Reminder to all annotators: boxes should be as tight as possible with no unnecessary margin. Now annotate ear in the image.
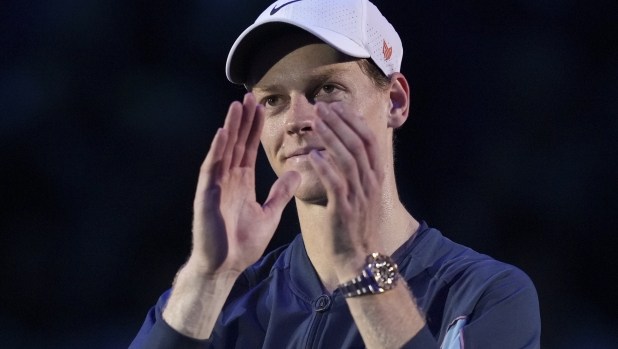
[386,72,410,129]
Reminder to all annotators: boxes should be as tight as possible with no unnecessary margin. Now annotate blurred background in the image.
[1,0,617,348]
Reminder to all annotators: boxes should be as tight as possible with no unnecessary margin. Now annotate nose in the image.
[285,93,315,136]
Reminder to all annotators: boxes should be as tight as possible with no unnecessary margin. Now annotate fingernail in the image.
[310,149,323,158]
[317,103,329,116]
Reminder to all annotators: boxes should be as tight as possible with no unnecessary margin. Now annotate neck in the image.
[295,168,419,293]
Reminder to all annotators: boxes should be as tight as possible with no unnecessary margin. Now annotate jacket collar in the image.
[282,221,440,303]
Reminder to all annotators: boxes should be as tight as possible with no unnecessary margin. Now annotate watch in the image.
[338,252,399,298]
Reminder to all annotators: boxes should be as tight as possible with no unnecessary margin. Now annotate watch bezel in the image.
[338,252,400,298]
[367,252,399,291]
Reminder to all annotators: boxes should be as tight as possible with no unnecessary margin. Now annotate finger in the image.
[308,149,347,204]
[313,106,362,196]
[220,101,243,173]
[317,103,372,188]
[330,103,384,182]
[231,93,257,168]
[196,128,229,197]
[240,104,265,168]
[262,171,301,220]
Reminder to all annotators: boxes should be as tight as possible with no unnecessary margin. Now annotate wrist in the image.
[164,262,240,340]
[181,258,242,284]
[333,253,369,283]
[331,242,386,283]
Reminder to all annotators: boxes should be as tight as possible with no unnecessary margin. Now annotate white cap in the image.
[226,0,403,84]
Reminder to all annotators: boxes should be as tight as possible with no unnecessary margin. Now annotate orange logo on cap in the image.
[382,40,393,61]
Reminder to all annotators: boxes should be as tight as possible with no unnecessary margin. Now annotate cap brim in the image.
[226,20,371,84]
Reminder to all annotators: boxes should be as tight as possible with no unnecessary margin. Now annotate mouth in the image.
[285,148,326,161]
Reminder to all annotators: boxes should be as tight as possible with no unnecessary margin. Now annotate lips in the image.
[285,147,326,159]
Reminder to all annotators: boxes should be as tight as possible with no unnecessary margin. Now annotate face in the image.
[248,33,394,203]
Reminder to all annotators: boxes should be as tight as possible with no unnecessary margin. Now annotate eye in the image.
[321,85,336,94]
[314,84,341,101]
[265,96,280,107]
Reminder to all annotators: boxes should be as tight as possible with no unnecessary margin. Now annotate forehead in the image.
[247,30,357,89]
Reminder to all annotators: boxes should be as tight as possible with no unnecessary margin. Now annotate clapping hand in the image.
[189,93,301,276]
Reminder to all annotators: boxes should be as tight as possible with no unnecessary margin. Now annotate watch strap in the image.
[339,268,382,298]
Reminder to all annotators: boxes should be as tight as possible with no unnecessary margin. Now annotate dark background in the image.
[1,0,617,348]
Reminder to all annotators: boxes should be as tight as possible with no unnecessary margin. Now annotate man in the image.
[130,0,540,348]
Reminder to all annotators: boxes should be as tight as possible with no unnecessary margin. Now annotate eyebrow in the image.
[251,85,279,93]
[251,67,349,93]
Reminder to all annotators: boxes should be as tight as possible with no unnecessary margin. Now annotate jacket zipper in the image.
[304,311,325,349]
[305,294,332,349]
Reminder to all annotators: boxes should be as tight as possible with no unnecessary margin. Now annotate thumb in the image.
[262,171,301,219]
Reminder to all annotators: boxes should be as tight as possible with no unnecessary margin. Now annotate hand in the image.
[308,102,385,272]
[189,93,301,276]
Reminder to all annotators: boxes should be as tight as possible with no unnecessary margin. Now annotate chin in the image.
[293,174,328,205]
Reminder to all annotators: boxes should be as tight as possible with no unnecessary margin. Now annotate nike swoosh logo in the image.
[270,0,303,15]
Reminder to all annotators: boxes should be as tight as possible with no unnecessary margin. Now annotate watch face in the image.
[368,253,399,290]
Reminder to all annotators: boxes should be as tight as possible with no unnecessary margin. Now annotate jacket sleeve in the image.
[438,266,541,349]
[458,267,541,349]
[127,289,213,349]
[403,265,540,349]
[401,325,440,349]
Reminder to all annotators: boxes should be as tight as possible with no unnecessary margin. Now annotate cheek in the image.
[352,88,391,149]
[354,89,389,124]
[265,119,281,139]
[260,119,285,163]
[351,80,388,109]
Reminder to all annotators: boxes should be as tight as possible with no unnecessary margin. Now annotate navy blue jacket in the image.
[130,222,540,348]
